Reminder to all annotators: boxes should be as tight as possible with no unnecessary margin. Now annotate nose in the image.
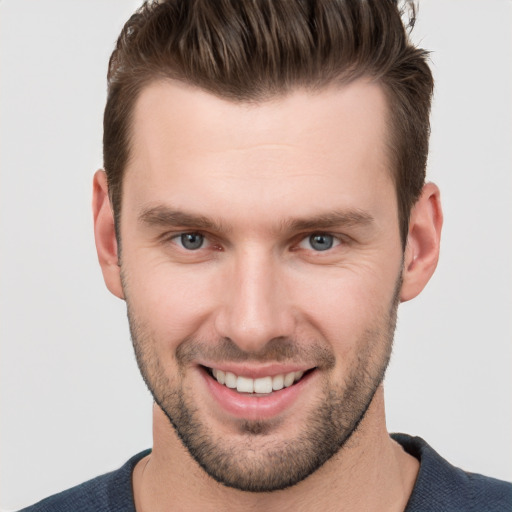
[214,248,295,354]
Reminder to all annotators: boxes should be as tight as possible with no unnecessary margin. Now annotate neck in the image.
[133,387,419,512]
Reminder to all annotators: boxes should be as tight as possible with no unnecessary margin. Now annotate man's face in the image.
[118,80,404,491]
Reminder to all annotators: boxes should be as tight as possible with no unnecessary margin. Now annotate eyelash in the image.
[168,232,212,251]
[166,231,345,253]
[297,233,342,252]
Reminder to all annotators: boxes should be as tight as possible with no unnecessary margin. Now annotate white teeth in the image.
[272,374,284,391]
[283,372,296,387]
[211,367,308,393]
[253,376,273,394]
[216,369,225,385]
[236,376,254,393]
[224,372,237,389]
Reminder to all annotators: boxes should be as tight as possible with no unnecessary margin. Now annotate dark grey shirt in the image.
[19,434,512,511]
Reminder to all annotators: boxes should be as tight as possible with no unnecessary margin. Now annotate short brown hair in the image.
[104,0,433,246]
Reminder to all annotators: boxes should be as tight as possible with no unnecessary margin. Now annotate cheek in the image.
[123,259,218,345]
[288,264,399,353]
[122,240,402,356]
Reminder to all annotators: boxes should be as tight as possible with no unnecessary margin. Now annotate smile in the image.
[200,364,317,420]
[209,368,306,394]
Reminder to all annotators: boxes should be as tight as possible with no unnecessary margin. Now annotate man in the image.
[18,0,512,511]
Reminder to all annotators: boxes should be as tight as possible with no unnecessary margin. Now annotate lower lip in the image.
[201,368,315,421]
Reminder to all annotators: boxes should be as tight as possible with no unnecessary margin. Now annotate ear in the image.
[92,170,124,299]
[400,182,443,302]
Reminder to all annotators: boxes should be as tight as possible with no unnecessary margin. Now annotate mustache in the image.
[175,336,336,370]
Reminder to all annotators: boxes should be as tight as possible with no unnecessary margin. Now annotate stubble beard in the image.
[125,278,401,493]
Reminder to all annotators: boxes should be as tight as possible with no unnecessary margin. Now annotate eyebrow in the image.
[139,205,230,233]
[280,210,374,233]
[138,205,374,235]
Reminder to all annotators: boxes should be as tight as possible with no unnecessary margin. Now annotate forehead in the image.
[130,79,390,163]
[124,79,395,225]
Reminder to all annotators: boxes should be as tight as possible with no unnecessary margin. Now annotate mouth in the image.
[203,366,313,395]
[198,362,318,420]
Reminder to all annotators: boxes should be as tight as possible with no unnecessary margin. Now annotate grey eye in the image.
[180,233,204,250]
[309,234,334,251]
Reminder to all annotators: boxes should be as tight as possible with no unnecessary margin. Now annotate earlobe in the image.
[92,170,124,300]
[400,182,443,302]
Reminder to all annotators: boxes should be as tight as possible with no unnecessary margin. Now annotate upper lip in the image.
[198,362,315,379]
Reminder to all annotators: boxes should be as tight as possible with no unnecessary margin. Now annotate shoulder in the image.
[392,433,512,512]
[18,450,150,512]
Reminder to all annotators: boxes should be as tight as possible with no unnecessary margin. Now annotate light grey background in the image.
[1,1,511,510]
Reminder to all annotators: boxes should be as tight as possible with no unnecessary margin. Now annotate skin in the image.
[93,79,442,511]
